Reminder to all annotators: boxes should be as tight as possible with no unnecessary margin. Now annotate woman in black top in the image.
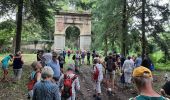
[13,51,24,81]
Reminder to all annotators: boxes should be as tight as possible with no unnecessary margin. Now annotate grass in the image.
[0,54,36,100]
[0,54,169,99]
[0,54,92,99]
[149,51,170,71]
[155,62,170,71]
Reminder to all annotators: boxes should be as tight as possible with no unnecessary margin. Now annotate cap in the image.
[133,66,152,78]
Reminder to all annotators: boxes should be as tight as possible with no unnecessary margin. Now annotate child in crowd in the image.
[1,54,13,81]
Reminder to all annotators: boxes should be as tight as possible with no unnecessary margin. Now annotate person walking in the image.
[75,50,81,73]
[87,50,91,65]
[104,53,117,94]
[93,58,103,100]
[33,66,61,100]
[122,56,134,86]
[61,67,80,100]
[81,49,86,65]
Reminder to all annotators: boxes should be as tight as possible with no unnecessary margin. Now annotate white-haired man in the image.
[33,66,61,100]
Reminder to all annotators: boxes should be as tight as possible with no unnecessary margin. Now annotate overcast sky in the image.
[0,0,169,22]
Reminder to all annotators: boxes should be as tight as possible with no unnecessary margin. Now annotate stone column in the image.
[54,15,65,51]
[80,35,91,50]
[54,34,65,51]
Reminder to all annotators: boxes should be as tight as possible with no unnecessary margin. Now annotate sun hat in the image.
[133,66,152,78]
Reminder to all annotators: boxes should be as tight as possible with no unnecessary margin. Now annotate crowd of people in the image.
[0,49,170,100]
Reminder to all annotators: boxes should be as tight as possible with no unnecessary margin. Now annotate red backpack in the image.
[93,66,99,81]
[62,74,77,98]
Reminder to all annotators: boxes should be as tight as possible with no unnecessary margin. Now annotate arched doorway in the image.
[54,11,91,51]
[65,26,80,49]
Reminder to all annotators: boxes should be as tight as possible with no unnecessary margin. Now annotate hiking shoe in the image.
[93,94,96,97]
[107,90,112,96]
[95,96,101,100]
[27,96,31,99]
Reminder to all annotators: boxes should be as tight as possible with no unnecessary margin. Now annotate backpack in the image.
[62,74,77,99]
[72,55,76,60]
[106,58,116,72]
[26,72,38,90]
[93,66,99,81]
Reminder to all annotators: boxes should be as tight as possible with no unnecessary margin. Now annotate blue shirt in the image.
[33,80,61,100]
[135,57,142,67]
[1,55,11,67]
[47,60,61,78]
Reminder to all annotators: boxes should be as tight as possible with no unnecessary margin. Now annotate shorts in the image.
[2,65,8,70]
[68,54,71,57]
[106,70,115,80]
[60,63,64,68]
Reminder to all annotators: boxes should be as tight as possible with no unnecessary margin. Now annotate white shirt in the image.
[94,63,103,81]
[123,59,134,73]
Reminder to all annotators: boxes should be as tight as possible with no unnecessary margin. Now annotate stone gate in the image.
[54,11,91,51]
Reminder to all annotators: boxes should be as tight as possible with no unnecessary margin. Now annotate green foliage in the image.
[0,20,16,46]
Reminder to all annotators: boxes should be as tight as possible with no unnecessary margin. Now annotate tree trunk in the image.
[141,0,146,60]
[121,0,127,57]
[104,34,108,56]
[15,0,23,54]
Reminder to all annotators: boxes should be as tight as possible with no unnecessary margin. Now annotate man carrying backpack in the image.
[61,67,80,100]
[104,53,117,95]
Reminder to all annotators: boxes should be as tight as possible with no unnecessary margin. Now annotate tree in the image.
[15,0,23,53]
[122,0,128,57]
[0,0,62,53]
[141,0,146,59]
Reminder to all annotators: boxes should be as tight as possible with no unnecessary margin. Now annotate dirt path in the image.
[0,63,167,100]
[77,65,136,100]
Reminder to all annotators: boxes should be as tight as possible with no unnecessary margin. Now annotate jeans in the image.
[13,68,22,80]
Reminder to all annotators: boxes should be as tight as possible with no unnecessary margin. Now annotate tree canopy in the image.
[0,0,170,61]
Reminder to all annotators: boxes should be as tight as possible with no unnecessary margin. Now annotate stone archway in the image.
[65,25,80,49]
[54,11,91,51]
